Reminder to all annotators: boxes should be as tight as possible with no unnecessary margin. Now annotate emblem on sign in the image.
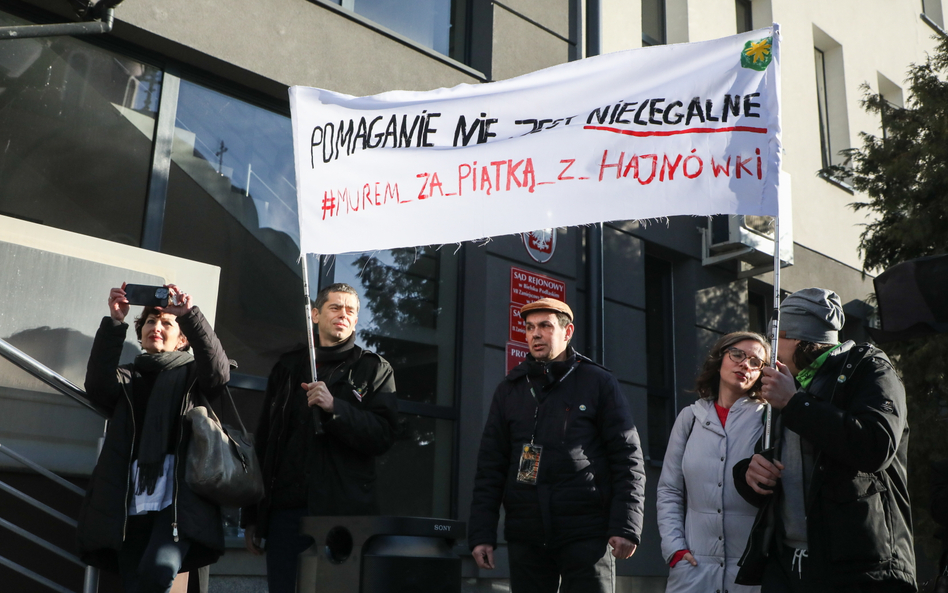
[741,37,773,71]
[522,229,557,263]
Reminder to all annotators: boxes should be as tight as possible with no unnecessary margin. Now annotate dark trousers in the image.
[762,543,901,593]
[507,538,615,593]
[265,507,316,593]
[118,506,192,593]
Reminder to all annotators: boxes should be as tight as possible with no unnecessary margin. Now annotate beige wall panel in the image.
[601,0,642,53]
[687,0,739,42]
[596,0,941,271]
[770,0,940,270]
[498,0,571,38]
[115,0,479,96]
[492,8,571,81]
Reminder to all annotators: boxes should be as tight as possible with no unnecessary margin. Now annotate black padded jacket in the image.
[77,308,229,573]
[241,343,398,537]
[734,341,915,590]
[468,349,646,550]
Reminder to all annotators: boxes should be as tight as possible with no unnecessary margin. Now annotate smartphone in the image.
[124,284,173,308]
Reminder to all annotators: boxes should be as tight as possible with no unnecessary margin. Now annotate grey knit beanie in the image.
[780,288,844,344]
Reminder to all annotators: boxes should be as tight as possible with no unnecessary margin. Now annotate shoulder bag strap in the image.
[203,385,252,441]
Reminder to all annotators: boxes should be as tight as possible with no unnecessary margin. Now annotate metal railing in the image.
[0,337,104,593]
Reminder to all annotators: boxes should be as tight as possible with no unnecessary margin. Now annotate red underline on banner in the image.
[584,125,768,137]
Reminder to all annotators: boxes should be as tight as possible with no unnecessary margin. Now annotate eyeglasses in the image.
[725,348,765,370]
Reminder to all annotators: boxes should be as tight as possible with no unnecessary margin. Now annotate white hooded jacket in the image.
[657,397,764,593]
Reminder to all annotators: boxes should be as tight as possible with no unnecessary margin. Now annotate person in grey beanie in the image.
[732,287,916,593]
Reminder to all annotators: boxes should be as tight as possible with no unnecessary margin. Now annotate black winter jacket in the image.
[734,341,915,590]
[241,342,398,537]
[78,308,229,573]
[932,458,948,569]
[468,350,646,550]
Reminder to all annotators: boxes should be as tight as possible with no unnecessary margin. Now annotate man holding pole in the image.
[734,288,915,592]
[241,283,399,593]
[468,297,645,593]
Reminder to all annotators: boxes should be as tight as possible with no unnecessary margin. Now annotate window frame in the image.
[641,0,667,46]
[814,47,833,171]
[644,253,676,463]
[736,0,753,33]
[308,0,486,79]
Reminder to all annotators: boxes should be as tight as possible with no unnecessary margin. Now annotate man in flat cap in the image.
[468,297,645,593]
[734,288,915,592]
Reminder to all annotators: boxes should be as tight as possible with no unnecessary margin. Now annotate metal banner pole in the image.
[764,215,781,450]
[300,255,318,382]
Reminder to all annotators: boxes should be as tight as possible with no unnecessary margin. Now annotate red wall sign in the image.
[506,342,530,374]
[510,267,567,306]
[509,303,526,343]
[507,267,567,373]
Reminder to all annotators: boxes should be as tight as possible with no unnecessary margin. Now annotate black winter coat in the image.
[241,343,398,537]
[932,458,948,568]
[468,350,646,550]
[734,341,915,590]
[78,308,229,573]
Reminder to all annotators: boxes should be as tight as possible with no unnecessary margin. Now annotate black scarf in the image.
[133,350,193,495]
[313,332,357,387]
[314,331,357,364]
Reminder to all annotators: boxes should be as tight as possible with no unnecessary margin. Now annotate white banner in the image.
[290,26,781,255]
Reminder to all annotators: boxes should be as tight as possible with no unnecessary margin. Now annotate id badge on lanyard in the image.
[516,363,577,486]
[517,375,546,485]
[517,443,543,485]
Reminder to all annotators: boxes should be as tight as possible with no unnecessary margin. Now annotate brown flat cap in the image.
[520,297,573,322]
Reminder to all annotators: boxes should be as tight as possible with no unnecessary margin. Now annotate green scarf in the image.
[795,343,842,390]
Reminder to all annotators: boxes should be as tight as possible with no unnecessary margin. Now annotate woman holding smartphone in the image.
[78,283,228,592]
[657,331,770,593]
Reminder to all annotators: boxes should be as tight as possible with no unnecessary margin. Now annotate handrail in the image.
[0,337,106,418]
[0,337,107,591]
[0,555,75,593]
[0,517,85,567]
[0,480,78,528]
[0,442,86,496]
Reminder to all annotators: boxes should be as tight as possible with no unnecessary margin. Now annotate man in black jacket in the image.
[469,297,645,593]
[734,287,915,593]
[241,283,398,593]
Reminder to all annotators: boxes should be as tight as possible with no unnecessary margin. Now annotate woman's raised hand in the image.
[108,283,130,322]
[159,284,194,317]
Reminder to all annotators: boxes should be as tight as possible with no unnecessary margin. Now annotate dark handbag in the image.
[185,386,265,508]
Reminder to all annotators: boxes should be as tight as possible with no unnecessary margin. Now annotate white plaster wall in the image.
[599,0,943,270]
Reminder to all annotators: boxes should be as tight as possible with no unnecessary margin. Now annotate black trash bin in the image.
[297,516,465,593]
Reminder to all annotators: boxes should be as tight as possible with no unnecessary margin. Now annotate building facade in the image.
[0,0,943,591]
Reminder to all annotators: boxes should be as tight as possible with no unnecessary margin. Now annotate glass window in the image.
[645,254,674,460]
[736,0,753,33]
[0,10,161,246]
[333,247,458,407]
[330,246,459,517]
[642,0,666,46]
[333,0,470,63]
[748,290,767,336]
[162,80,304,377]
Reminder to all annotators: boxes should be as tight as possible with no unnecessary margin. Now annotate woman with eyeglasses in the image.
[656,331,771,593]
